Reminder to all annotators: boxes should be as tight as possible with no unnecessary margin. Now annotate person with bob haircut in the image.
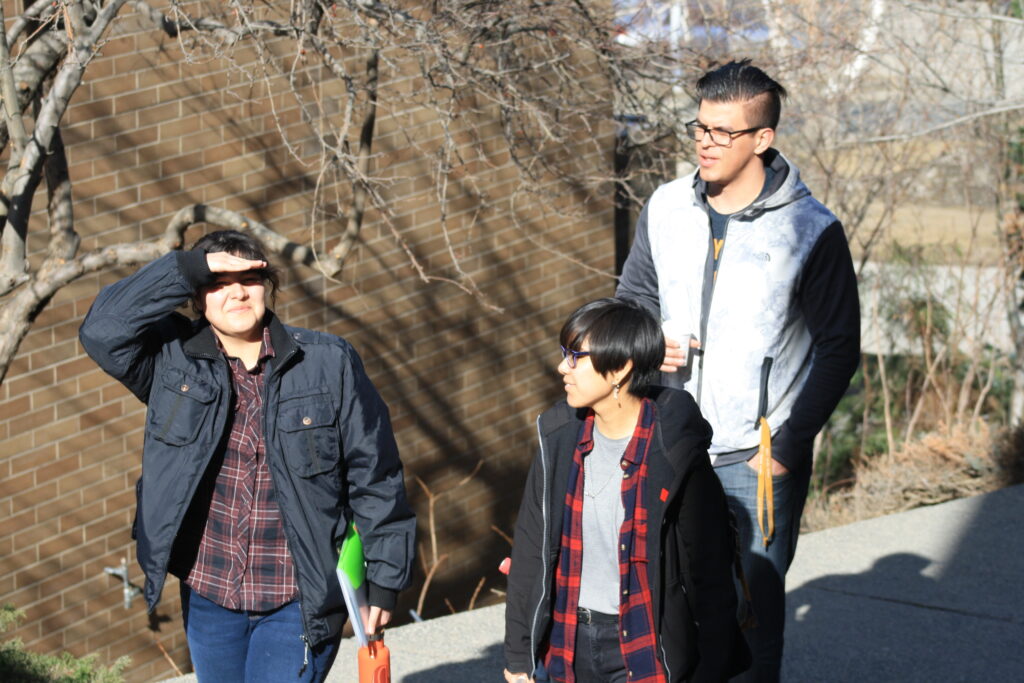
[504,298,750,683]
[79,230,416,682]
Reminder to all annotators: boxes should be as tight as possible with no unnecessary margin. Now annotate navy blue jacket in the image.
[79,251,416,646]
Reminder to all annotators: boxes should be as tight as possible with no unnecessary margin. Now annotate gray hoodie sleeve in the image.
[615,202,661,318]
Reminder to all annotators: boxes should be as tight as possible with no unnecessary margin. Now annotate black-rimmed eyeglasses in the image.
[685,120,762,147]
[560,346,591,368]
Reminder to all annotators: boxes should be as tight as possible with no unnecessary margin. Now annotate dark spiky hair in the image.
[696,59,787,129]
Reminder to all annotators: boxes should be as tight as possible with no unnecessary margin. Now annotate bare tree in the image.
[3,0,1021,415]
[0,0,673,385]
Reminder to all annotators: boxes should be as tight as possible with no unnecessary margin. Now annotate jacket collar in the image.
[690,147,808,219]
[538,387,709,476]
[183,310,299,367]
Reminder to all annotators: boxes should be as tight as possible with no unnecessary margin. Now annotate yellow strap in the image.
[755,417,774,547]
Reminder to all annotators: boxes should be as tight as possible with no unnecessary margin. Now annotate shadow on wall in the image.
[284,205,612,623]
[784,486,1024,681]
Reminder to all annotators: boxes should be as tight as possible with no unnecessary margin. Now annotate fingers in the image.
[364,606,391,635]
[746,454,790,476]
[504,671,531,683]
[206,251,266,273]
[364,605,381,635]
[662,334,701,372]
[662,338,686,372]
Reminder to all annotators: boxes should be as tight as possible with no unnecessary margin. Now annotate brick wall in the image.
[1,5,615,681]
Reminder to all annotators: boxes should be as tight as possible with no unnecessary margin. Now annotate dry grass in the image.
[803,423,1024,532]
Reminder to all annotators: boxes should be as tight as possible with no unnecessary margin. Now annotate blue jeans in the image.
[715,460,811,683]
[180,585,341,683]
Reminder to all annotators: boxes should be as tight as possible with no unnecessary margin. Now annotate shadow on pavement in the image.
[784,485,1024,681]
[401,643,504,682]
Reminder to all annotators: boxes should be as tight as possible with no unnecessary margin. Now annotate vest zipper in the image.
[756,356,774,424]
[696,213,729,405]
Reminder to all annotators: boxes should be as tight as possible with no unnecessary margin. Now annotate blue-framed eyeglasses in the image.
[560,345,591,368]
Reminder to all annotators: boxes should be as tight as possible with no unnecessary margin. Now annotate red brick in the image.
[12,482,58,511]
[0,394,31,421]
[8,406,55,437]
[13,520,61,552]
[55,357,95,382]
[0,506,37,537]
[7,367,56,399]
[138,101,180,127]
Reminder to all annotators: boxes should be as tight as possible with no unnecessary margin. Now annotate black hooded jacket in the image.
[504,388,750,682]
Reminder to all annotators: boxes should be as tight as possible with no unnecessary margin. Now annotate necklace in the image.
[583,455,623,499]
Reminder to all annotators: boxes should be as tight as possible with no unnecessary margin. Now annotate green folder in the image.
[337,520,370,647]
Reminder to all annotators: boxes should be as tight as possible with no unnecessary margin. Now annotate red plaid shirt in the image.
[546,399,667,683]
[183,327,300,612]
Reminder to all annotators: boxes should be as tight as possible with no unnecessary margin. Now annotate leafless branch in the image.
[895,0,1024,27]
[0,3,29,158]
[834,101,1024,147]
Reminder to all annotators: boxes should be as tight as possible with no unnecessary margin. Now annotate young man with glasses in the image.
[617,61,860,682]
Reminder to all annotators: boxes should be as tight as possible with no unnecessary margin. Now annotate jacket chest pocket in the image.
[148,369,217,446]
[277,394,339,477]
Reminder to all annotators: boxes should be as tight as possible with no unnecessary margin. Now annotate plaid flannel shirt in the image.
[546,399,667,683]
[184,327,300,612]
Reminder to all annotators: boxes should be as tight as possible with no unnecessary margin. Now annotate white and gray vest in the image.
[645,155,837,458]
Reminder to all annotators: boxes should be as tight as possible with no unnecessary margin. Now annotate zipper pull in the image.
[298,634,310,676]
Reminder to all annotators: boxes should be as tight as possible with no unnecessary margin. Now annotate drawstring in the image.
[755,417,775,547]
[298,635,309,677]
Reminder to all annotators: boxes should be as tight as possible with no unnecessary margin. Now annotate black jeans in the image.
[573,610,627,683]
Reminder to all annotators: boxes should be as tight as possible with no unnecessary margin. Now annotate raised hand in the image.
[206,251,266,273]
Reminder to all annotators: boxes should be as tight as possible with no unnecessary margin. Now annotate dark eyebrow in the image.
[696,121,737,134]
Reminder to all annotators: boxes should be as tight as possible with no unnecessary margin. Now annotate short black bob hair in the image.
[559,298,664,398]
[696,59,787,130]
[191,229,280,301]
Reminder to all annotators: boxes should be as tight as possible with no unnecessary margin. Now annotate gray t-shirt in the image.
[577,426,629,615]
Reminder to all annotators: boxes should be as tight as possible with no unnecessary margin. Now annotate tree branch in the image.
[43,128,78,262]
[0,2,29,159]
[895,0,1024,27]
[5,1,56,47]
[329,49,379,263]
[832,101,1024,147]
[131,0,296,42]
[0,201,334,383]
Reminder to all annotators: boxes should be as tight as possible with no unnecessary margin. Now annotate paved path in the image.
[165,484,1024,682]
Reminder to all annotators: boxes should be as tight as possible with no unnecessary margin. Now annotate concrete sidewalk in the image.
[166,484,1024,682]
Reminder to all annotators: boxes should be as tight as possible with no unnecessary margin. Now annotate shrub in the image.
[0,605,128,683]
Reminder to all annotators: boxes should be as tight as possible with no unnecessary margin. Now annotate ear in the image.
[754,127,775,155]
[609,359,634,387]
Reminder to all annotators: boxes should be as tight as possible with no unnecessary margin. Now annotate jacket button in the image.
[180,384,189,392]
[302,416,312,425]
